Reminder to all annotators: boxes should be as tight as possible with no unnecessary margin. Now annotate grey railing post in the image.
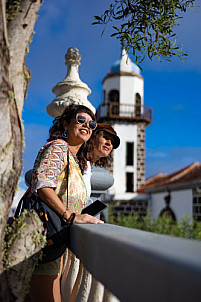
[91,166,114,199]
[90,166,114,221]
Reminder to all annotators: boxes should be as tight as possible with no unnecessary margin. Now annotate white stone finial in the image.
[46,47,96,117]
[120,48,133,72]
[65,47,81,66]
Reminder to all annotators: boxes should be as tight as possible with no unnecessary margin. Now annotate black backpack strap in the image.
[67,148,69,210]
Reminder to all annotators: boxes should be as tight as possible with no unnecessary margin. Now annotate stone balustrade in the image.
[61,223,201,302]
[61,249,120,302]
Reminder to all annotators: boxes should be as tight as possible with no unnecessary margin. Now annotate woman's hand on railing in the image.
[74,213,104,224]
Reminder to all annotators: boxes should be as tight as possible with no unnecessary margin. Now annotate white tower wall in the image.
[120,76,144,105]
[98,49,152,201]
[109,123,138,200]
[103,75,144,106]
[103,77,120,102]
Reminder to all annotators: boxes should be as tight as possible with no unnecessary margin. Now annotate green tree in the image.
[93,0,196,64]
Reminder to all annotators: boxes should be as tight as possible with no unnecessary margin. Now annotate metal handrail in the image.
[96,103,152,124]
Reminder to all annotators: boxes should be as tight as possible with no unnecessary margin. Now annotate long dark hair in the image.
[47,104,96,142]
[78,130,113,174]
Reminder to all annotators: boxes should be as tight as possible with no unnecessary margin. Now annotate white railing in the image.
[61,223,201,302]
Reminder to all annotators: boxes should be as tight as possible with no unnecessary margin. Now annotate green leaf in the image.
[113,26,120,31]
[93,0,197,66]
[111,32,118,37]
[94,15,103,21]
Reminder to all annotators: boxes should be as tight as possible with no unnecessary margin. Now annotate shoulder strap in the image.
[67,148,69,209]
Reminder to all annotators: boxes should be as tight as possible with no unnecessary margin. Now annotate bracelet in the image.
[62,209,68,221]
[67,212,76,226]
[62,210,76,226]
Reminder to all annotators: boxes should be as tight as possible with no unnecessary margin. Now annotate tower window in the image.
[108,90,119,115]
[135,93,141,116]
[108,90,119,103]
[135,93,141,104]
[103,90,106,104]
[126,142,134,166]
[126,173,134,192]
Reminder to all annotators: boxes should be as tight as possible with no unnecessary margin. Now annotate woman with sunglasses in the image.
[78,123,120,198]
[26,104,103,302]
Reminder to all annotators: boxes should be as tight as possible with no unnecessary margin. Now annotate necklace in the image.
[67,144,79,165]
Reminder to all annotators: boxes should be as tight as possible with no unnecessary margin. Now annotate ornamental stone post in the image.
[46,47,95,117]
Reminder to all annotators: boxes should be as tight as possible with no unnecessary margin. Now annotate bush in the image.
[108,208,201,241]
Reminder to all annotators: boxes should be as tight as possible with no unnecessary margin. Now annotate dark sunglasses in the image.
[103,134,114,145]
[76,115,97,130]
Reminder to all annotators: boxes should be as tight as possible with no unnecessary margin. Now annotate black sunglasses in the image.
[76,115,97,130]
[103,134,114,145]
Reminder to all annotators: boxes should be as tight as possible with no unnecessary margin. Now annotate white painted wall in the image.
[103,77,120,103]
[109,123,138,199]
[120,76,144,106]
[103,75,144,104]
[150,189,193,220]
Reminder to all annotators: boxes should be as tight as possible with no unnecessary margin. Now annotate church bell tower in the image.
[97,49,152,200]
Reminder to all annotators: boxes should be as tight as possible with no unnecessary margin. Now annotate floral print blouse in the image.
[31,139,88,214]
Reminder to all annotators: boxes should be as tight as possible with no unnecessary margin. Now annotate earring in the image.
[62,129,68,139]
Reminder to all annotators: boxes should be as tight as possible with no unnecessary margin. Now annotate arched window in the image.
[135,93,141,116]
[135,93,141,105]
[108,90,119,116]
[108,90,119,103]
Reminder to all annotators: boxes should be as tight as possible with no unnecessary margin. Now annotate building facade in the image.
[138,162,201,222]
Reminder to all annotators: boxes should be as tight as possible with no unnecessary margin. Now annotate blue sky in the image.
[20,0,201,189]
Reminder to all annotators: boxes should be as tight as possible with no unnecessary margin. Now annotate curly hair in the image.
[47,104,96,142]
[78,130,113,174]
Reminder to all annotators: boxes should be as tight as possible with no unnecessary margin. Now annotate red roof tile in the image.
[138,162,201,193]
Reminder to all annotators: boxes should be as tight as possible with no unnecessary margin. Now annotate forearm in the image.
[37,187,104,225]
[38,187,71,220]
